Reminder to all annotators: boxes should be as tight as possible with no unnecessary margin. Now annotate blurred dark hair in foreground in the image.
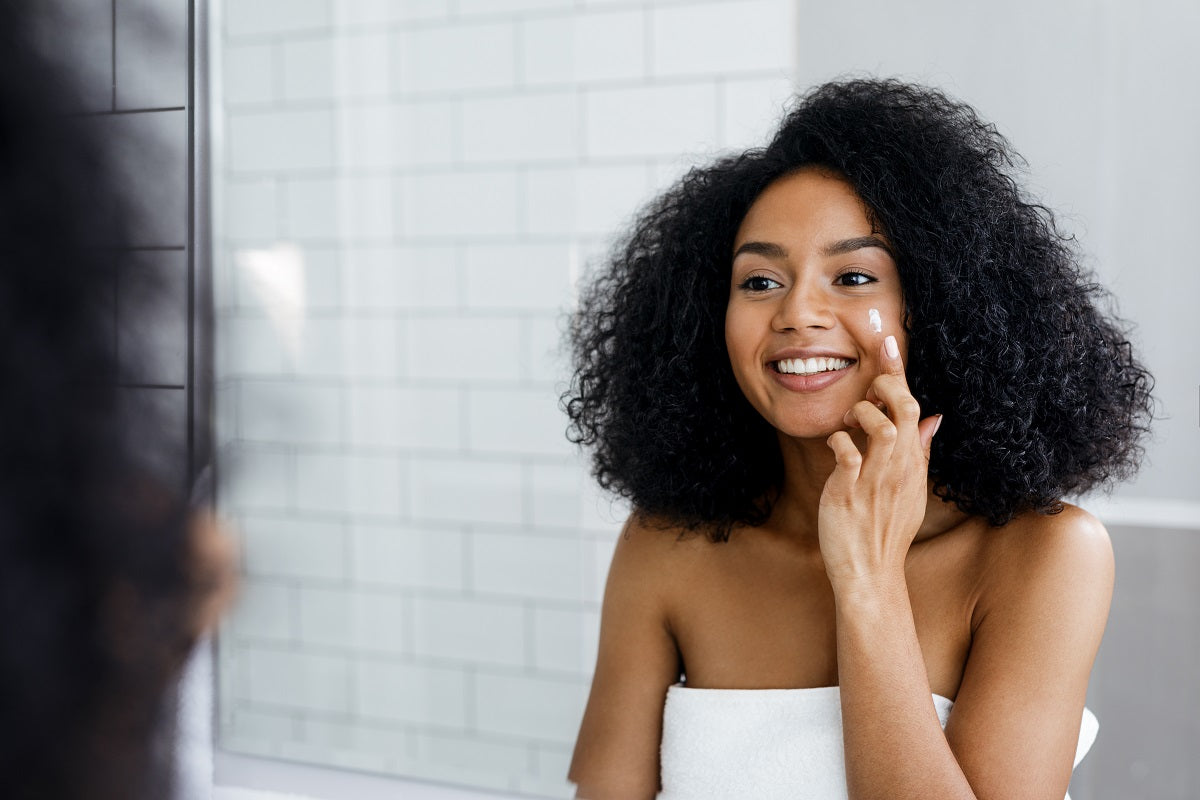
[0,3,226,799]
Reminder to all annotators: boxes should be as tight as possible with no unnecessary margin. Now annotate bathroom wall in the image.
[211,0,796,795]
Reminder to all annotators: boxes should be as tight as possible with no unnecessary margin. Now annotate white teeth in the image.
[776,357,851,375]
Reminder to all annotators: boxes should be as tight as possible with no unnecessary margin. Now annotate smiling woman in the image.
[563,79,1152,800]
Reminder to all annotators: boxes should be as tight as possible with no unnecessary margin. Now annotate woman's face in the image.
[725,167,907,440]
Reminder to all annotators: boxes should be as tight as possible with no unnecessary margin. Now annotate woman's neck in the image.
[767,432,842,545]
[768,431,968,548]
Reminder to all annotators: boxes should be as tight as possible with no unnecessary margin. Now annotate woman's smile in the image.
[768,349,858,391]
[773,356,855,376]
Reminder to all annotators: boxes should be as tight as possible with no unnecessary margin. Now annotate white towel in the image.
[658,685,1098,800]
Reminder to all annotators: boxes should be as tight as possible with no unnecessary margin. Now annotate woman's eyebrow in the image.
[821,235,893,257]
[732,241,788,259]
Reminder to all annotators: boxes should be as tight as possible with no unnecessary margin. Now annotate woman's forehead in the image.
[735,169,889,254]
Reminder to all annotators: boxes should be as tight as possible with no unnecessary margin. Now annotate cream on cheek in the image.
[858,305,911,376]
[847,305,895,379]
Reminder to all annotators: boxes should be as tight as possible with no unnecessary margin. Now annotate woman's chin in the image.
[772,416,854,443]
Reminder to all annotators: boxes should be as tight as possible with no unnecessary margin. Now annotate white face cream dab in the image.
[868,307,882,333]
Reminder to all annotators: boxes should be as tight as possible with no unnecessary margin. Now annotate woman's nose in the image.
[772,282,835,331]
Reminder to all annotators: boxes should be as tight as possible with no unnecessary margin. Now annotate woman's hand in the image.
[818,334,942,589]
[187,509,239,639]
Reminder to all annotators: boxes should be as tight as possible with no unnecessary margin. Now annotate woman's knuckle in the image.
[839,447,862,465]
[897,398,921,419]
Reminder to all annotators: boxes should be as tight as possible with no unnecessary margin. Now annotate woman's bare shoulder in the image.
[989,502,1111,565]
[975,502,1114,617]
[620,510,715,545]
[611,511,715,575]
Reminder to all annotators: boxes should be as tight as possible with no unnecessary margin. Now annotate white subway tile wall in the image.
[228,108,337,173]
[214,0,797,795]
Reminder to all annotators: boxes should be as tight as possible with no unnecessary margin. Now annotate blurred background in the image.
[59,0,1200,798]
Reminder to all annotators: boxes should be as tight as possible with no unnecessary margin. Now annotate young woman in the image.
[564,79,1152,799]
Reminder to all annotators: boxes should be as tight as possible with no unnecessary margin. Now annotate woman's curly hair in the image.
[565,78,1153,539]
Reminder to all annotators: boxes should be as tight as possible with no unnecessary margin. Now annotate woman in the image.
[564,79,1152,799]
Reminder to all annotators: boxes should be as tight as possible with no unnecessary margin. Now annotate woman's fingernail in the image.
[933,414,944,436]
[885,335,899,359]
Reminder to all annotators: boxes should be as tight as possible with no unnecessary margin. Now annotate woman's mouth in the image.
[771,357,855,375]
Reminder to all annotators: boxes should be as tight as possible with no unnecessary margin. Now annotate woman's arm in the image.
[822,337,1112,799]
[569,515,682,800]
[833,575,976,798]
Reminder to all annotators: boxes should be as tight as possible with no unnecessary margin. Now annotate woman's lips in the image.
[768,359,855,392]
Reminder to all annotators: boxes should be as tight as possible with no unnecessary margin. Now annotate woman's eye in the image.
[739,275,782,292]
[836,271,875,287]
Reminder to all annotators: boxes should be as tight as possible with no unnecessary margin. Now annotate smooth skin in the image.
[568,168,1113,799]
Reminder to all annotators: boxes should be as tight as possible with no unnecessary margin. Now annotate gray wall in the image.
[1071,523,1200,799]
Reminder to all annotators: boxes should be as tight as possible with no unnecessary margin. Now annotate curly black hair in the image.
[0,4,200,799]
[565,78,1153,539]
